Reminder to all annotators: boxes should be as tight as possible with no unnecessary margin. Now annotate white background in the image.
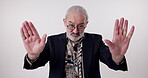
[0,0,148,78]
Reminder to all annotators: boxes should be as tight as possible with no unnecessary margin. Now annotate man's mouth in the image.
[71,33,80,37]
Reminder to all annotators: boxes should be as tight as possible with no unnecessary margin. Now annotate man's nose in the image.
[73,27,79,33]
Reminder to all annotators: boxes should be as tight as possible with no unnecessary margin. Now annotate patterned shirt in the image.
[65,39,84,78]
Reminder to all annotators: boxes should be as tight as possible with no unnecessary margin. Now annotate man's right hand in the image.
[20,21,47,61]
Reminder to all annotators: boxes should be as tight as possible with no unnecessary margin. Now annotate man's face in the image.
[64,12,88,41]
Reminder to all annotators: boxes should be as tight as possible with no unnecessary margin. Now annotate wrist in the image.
[27,53,40,61]
[112,54,124,65]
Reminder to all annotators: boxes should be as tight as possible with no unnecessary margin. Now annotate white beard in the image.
[67,32,84,41]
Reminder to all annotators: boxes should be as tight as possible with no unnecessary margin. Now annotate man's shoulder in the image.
[84,32,102,39]
[47,33,66,40]
[48,33,66,37]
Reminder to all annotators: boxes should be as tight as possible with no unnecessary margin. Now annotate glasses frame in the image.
[67,24,86,31]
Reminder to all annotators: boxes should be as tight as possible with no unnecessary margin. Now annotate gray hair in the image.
[65,5,88,20]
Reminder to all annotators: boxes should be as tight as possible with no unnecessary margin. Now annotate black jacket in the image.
[24,33,128,78]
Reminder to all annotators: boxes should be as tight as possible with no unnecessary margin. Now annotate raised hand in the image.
[104,18,135,64]
[20,21,47,60]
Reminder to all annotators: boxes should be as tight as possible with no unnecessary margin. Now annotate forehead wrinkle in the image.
[67,14,85,24]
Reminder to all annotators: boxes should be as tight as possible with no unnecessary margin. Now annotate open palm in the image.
[105,18,135,58]
[20,21,46,56]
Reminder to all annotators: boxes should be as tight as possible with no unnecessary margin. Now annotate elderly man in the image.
[21,5,135,78]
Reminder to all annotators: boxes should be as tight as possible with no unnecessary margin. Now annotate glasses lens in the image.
[67,25,85,30]
[67,25,74,30]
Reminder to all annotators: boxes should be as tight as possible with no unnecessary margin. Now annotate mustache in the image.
[70,32,80,35]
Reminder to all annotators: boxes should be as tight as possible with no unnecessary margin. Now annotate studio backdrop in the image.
[0,0,148,78]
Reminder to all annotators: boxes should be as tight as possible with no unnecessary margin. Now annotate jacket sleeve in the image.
[99,36,128,71]
[23,37,50,70]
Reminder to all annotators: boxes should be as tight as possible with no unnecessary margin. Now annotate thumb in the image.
[104,39,113,47]
[40,34,47,46]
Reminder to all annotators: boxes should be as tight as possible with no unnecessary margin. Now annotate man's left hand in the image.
[105,18,135,64]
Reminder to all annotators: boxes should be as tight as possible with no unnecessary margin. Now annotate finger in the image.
[29,22,40,37]
[24,21,33,36]
[40,34,47,46]
[22,22,30,38]
[119,18,124,35]
[123,20,128,36]
[127,26,135,39]
[113,19,119,36]
[20,27,26,40]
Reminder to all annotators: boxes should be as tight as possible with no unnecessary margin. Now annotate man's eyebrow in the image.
[68,21,85,25]
[68,21,74,24]
[78,22,85,25]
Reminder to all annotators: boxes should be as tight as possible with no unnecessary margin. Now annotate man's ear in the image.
[85,21,89,27]
[86,21,89,24]
[63,18,67,27]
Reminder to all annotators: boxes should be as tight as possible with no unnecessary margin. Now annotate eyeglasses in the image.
[67,24,86,31]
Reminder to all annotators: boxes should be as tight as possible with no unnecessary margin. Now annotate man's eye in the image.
[78,25,84,28]
[69,25,75,27]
